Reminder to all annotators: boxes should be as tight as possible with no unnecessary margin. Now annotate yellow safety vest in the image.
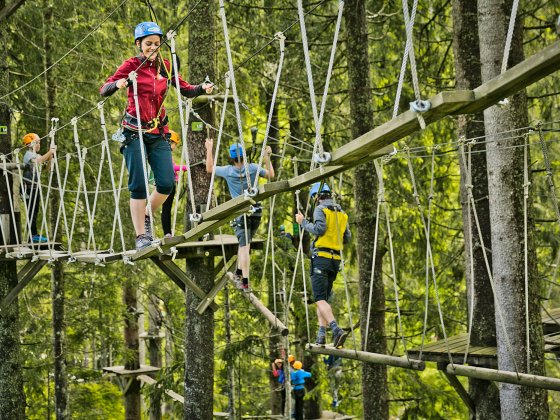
[315,206,348,260]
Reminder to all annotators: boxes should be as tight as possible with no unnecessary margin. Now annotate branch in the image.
[0,0,26,23]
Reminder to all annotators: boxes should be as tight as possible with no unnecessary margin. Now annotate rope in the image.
[51,154,72,256]
[130,72,155,240]
[0,154,19,249]
[375,159,410,362]
[169,33,199,224]
[205,75,231,211]
[501,0,520,74]
[458,139,520,375]
[251,32,285,193]
[463,138,475,365]
[98,102,126,253]
[219,0,254,194]
[523,133,531,371]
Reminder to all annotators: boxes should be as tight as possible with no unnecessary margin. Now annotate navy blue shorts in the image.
[233,213,262,247]
[121,130,175,199]
[310,256,340,302]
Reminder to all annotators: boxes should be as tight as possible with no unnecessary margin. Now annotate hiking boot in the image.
[332,328,348,349]
[315,335,326,347]
[144,215,152,238]
[32,234,48,243]
[136,234,153,250]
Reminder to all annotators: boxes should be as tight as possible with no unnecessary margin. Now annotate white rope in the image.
[71,118,98,259]
[14,150,33,252]
[205,74,231,211]
[501,0,520,74]
[51,154,72,255]
[251,32,286,193]
[0,154,19,250]
[375,159,410,361]
[523,133,531,371]
[130,72,155,239]
[87,126,107,250]
[403,148,452,364]
[98,102,126,253]
[219,0,253,193]
[169,33,199,225]
[110,158,127,253]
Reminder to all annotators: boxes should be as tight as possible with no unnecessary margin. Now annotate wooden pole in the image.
[446,364,560,391]
[306,344,425,371]
[228,274,289,336]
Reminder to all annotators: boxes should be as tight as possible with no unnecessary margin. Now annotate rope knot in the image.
[410,99,431,113]
[70,117,78,126]
[189,213,203,223]
[313,151,331,164]
[244,187,258,198]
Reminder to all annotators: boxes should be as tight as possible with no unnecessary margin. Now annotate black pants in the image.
[292,388,305,420]
[23,185,39,236]
[161,184,176,235]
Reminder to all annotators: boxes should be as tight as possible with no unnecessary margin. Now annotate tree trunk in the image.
[43,2,69,417]
[123,280,141,420]
[224,284,236,420]
[451,0,500,418]
[147,297,162,420]
[0,102,26,420]
[478,1,548,418]
[345,1,388,418]
[184,1,216,418]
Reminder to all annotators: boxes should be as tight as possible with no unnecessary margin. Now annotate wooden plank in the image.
[138,374,185,403]
[447,364,560,392]
[102,365,160,377]
[330,91,474,166]
[151,259,219,312]
[196,256,237,315]
[229,273,289,336]
[0,259,47,312]
[306,343,425,370]
[455,41,560,115]
[202,195,255,222]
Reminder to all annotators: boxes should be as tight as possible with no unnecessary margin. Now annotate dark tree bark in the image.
[123,280,141,420]
[478,1,548,418]
[345,1,388,419]
[451,0,500,418]
[147,298,162,420]
[0,7,25,417]
[43,2,68,417]
[184,0,216,418]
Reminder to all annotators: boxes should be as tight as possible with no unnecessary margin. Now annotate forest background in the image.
[1,0,560,418]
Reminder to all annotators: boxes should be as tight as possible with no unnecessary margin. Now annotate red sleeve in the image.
[100,58,136,96]
[165,59,203,98]
[272,368,279,377]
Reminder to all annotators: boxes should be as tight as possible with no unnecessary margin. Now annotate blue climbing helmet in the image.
[279,225,285,231]
[309,182,330,199]
[134,22,163,41]
[229,143,244,159]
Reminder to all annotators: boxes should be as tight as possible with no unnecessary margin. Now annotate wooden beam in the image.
[0,0,26,22]
[229,273,289,336]
[151,259,219,312]
[306,344,425,371]
[196,256,237,314]
[455,41,560,115]
[446,364,560,392]
[438,362,476,415]
[0,259,47,312]
[201,195,255,222]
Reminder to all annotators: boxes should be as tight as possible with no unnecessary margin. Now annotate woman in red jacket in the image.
[100,21,213,250]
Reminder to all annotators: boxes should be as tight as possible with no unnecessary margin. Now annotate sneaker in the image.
[136,234,153,250]
[164,233,172,239]
[332,328,348,349]
[32,234,48,243]
[144,215,152,238]
[315,335,326,346]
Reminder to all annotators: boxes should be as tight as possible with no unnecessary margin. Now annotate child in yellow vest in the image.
[296,182,351,348]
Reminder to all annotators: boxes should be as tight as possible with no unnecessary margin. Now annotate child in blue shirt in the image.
[290,361,312,420]
[206,138,274,289]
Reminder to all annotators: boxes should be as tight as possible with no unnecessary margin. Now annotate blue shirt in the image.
[215,163,266,198]
[290,368,312,390]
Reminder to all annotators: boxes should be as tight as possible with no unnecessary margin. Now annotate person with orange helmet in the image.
[100,22,213,250]
[290,361,312,420]
[160,130,188,237]
[21,133,56,243]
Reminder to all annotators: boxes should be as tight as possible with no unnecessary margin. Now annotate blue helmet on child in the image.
[229,143,244,159]
[134,22,163,41]
[310,182,330,198]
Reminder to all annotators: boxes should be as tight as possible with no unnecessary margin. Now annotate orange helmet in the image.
[23,133,40,146]
[288,355,295,364]
[169,130,180,144]
[293,361,302,370]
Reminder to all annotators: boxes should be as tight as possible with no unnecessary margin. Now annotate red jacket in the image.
[100,56,202,134]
